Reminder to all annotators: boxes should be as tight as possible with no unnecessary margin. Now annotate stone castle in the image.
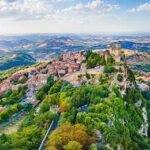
[108,42,123,63]
[95,42,124,63]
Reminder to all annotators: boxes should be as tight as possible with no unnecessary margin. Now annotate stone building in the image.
[108,42,123,63]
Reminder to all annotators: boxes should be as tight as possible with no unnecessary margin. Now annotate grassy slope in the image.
[0,53,36,71]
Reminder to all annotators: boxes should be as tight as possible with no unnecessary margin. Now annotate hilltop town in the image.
[0,44,149,108]
[0,43,124,95]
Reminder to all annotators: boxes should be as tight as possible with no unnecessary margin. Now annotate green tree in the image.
[63,141,82,150]
[36,90,46,101]
[117,74,123,82]
[40,102,50,113]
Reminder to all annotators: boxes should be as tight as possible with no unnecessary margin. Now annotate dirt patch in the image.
[62,67,103,86]
[0,115,26,135]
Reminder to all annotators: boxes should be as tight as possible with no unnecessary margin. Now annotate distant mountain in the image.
[125,50,150,72]
[0,39,33,56]
[0,53,36,71]
[37,39,67,49]
[0,35,150,62]
[113,41,150,51]
[0,39,32,47]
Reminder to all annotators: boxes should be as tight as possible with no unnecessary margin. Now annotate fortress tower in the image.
[115,42,122,56]
[108,42,122,63]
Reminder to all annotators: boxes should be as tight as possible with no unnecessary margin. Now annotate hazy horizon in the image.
[0,32,150,36]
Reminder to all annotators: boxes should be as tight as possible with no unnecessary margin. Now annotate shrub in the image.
[104,65,116,73]
[117,74,123,82]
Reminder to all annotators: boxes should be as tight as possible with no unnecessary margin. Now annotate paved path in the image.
[38,114,60,150]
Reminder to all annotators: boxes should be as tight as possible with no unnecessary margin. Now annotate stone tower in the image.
[108,42,122,63]
[115,42,122,56]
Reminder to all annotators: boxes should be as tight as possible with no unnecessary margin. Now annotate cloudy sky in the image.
[0,0,150,34]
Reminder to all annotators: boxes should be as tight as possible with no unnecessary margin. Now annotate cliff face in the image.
[85,48,150,149]
[105,51,150,149]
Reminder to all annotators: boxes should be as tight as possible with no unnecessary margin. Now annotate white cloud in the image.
[0,0,122,34]
[0,0,119,21]
[129,3,150,12]
[0,0,67,20]
[62,0,119,14]
[0,0,48,19]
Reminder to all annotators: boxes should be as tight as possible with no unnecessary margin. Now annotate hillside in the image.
[113,41,150,51]
[125,51,150,72]
[0,53,36,71]
[0,47,150,150]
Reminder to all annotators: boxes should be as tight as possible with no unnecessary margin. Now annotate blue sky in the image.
[0,0,149,34]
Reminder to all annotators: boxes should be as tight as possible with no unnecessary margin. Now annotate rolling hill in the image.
[0,53,36,71]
